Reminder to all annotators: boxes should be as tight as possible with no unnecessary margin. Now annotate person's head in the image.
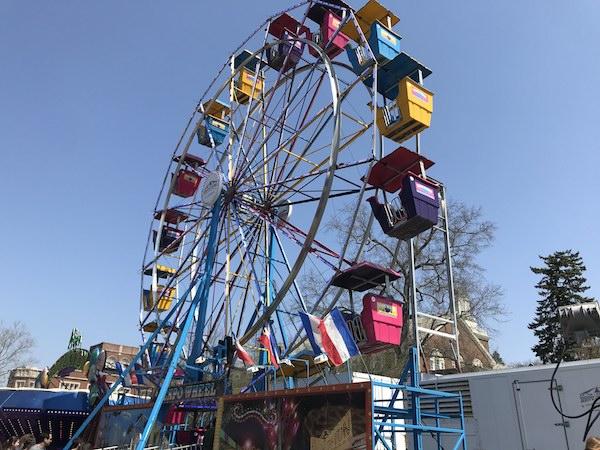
[6,437,19,449]
[19,434,35,450]
[586,436,600,450]
[39,434,52,448]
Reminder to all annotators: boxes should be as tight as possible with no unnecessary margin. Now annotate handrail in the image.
[372,380,462,399]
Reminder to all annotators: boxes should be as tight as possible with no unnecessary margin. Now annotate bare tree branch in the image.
[304,199,507,352]
[0,321,36,383]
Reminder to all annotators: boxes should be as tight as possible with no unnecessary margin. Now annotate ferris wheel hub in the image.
[201,171,224,206]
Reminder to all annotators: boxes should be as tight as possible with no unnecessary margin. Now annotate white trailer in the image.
[419,358,600,450]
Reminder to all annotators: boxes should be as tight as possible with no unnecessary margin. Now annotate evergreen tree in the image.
[491,350,505,365]
[528,250,593,363]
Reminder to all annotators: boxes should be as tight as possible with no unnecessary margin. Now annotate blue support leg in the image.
[137,198,222,450]
[62,252,213,450]
[186,199,223,379]
[371,350,468,450]
[435,398,442,450]
[267,226,288,352]
[459,394,467,450]
[410,347,423,450]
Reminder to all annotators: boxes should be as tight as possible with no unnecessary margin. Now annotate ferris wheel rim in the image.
[139,36,347,346]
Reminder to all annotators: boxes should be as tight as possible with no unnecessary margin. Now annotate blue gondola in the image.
[346,21,402,73]
[368,21,401,63]
[197,116,229,147]
[197,99,231,148]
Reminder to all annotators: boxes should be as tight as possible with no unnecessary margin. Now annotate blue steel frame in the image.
[372,347,467,450]
[186,198,223,375]
[62,198,223,450]
[138,197,222,449]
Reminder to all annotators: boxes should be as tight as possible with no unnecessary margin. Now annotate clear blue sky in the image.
[1,0,599,367]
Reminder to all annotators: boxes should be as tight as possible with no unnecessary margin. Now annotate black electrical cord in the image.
[583,398,600,442]
[549,345,600,441]
[429,432,446,450]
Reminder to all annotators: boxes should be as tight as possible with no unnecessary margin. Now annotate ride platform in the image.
[331,261,401,291]
[82,350,467,450]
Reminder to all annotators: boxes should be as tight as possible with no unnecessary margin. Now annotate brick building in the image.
[420,317,498,374]
[49,342,139,390]
[5,342,139,390]
[6,367,42,388]
[353,298,500,377]
[89,342,138,370]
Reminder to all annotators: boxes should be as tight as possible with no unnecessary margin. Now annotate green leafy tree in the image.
[528,250,593,363]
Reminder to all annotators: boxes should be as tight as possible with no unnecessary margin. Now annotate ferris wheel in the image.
[65,1,466,450]
[137,0,439,386]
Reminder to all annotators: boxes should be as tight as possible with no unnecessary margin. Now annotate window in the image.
[105,356,117,370]
[430,350,445,371]
[472,358,483,368]
[60,382,80,390]
[15,380,26,388]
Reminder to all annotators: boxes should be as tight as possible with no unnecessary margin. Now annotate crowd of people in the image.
[0,434,52,450]
[1,431,596,450]
[0,434,91,450]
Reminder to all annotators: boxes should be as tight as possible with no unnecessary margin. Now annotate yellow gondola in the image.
[341,0,399,42]
[142,285,176,312]
[234,68,264,105]
[375,76,433,143]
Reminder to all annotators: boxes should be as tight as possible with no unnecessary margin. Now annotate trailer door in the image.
[513,379,570,450]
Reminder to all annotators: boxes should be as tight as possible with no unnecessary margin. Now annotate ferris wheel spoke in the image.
[269,127,371,205]
[273,166,365,206]
[270,74,370,185]
[268,68,326,188]
[241,79,336,188]
[233,275,256,337]
[232,59,327,185]
[271,72,326,187]
[200,215,266,354]
[237,104,334,189]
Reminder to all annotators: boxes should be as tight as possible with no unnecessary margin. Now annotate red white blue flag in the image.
[299,308,360,366]
[235,340,255,366]
[258,327,280,369]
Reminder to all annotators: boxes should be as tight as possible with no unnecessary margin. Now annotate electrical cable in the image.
[583,398,600,441]
[549,344,600,441]
[429,432,446,450]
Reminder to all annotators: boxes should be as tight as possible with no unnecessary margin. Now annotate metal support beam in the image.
[186,198,224,374]
[137,199,222,450]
